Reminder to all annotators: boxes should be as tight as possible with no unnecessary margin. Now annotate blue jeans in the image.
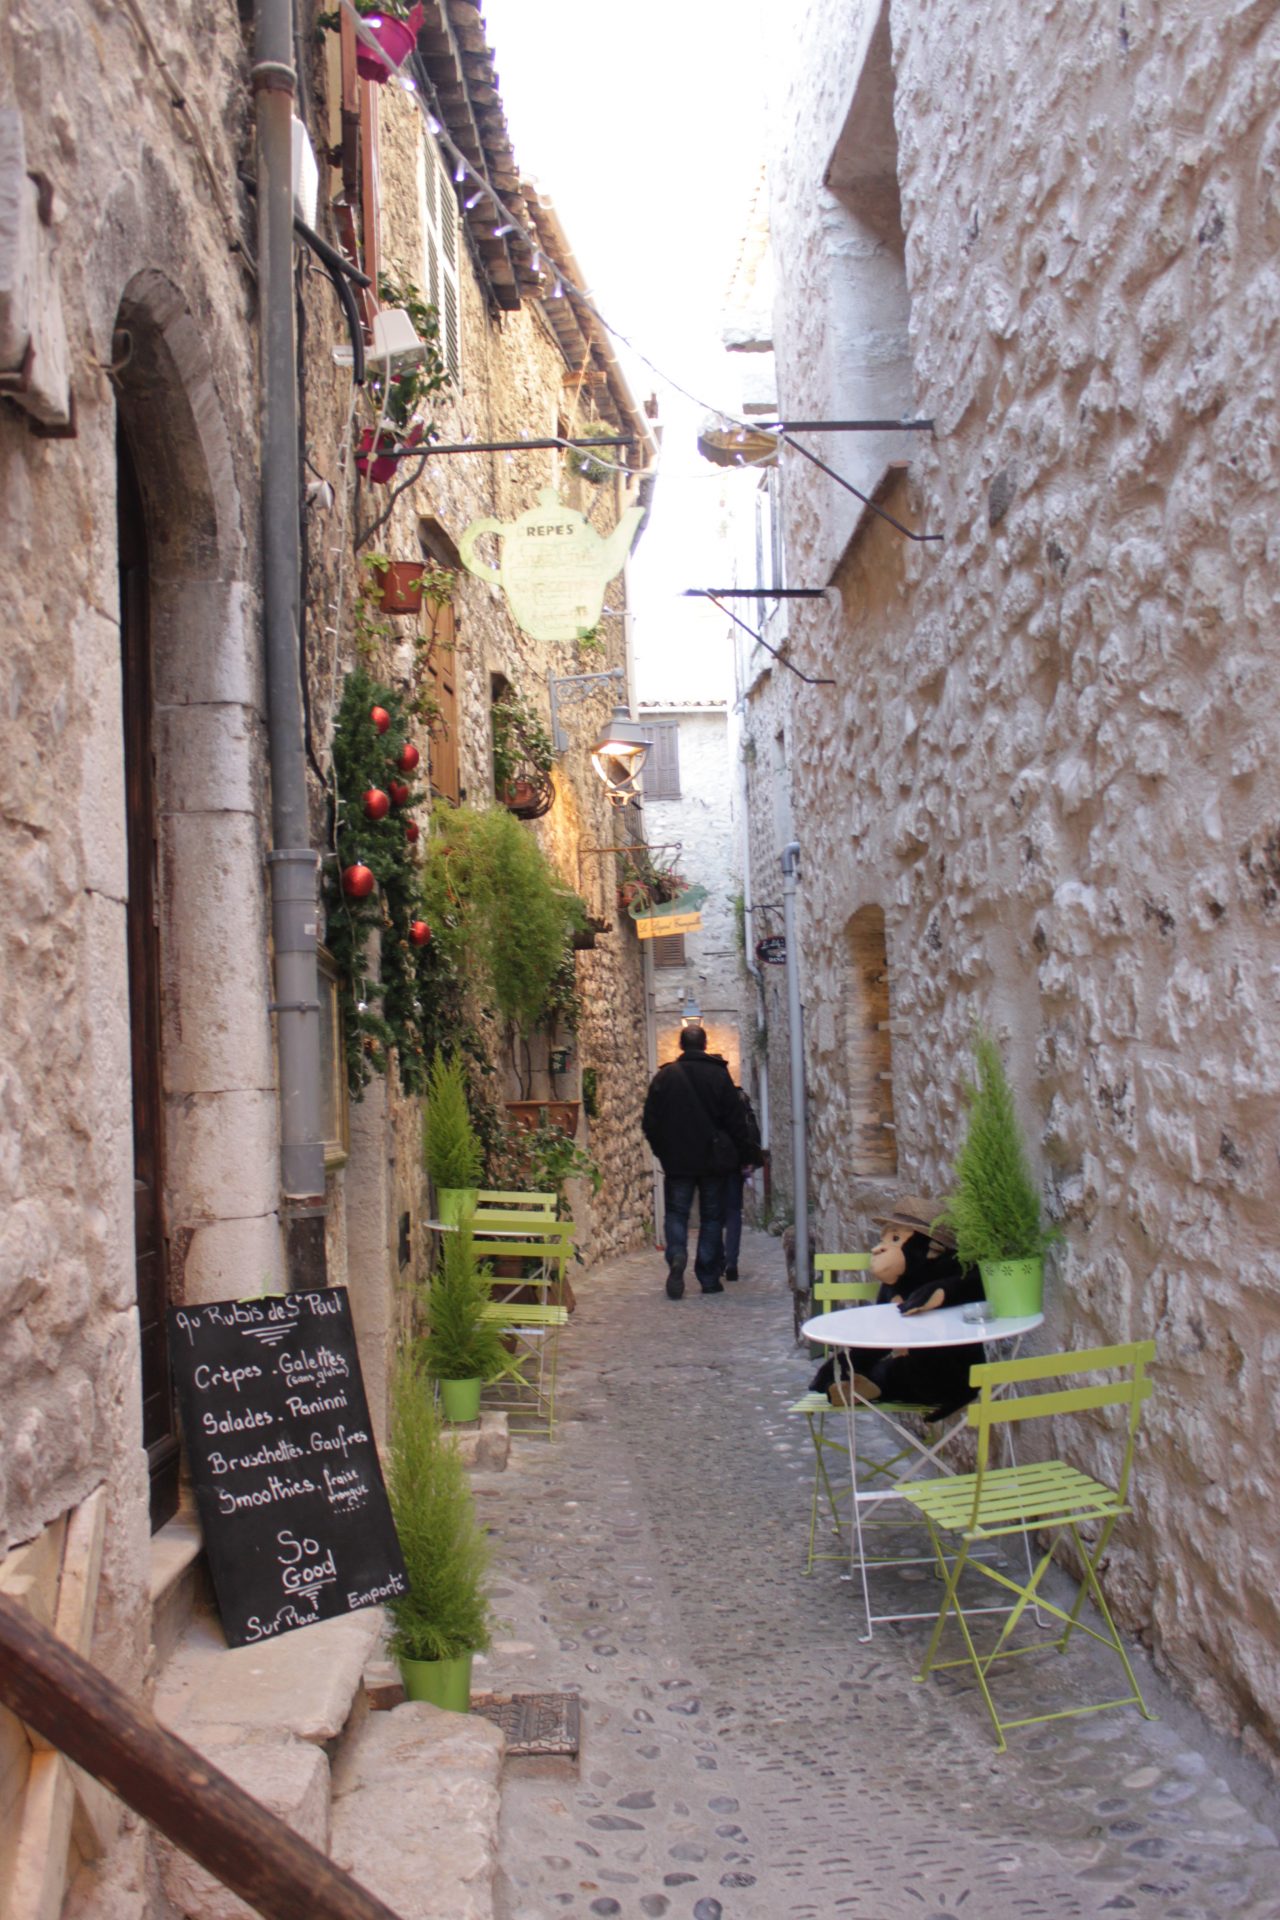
[723,1171,745,1272]
[663,1175,729,1289]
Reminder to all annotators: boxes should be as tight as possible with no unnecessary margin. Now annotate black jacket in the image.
[642,1053,756,1178]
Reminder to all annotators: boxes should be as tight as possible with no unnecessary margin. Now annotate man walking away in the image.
[722,1083,763,1282]
[642,1025,757,1299]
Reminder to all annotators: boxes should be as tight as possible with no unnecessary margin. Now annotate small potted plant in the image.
[424,1049,483,1224]
[567,425,622,486]
[364,552,427,614]
[420,1226,507,1423]
[385,1350,492,1711]
[938,1029,1060,1318]
[491,689,556,818]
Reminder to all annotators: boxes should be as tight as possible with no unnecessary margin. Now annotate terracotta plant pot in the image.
[378,562,426,614]
[504,1100,580,1137]
[501,772,555,820]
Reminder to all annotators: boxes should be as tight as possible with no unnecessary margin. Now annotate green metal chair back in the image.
[901,1338,1158,1750]
[475,1190,556,1213]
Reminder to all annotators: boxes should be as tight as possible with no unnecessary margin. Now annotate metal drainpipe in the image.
[780,842,808,1302]
[253,0,327,1285]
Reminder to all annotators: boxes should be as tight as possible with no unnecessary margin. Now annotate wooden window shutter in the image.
[642,720,680,800]
[426,602,459,805]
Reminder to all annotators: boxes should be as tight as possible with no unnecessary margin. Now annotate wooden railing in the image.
[0,1592,403,1920]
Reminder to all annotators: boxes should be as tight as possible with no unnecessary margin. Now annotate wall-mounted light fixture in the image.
[547,669,650,807]
[681,995,702,1027]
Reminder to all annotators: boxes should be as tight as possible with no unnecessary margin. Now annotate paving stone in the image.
[447,1410,510,1471]
[484,1231,1280,1919]
[330,1700,504,1920]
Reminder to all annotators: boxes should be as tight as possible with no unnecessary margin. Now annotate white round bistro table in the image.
[799,1301,1044,1639]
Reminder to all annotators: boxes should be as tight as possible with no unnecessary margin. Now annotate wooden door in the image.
[117,429,180,1531]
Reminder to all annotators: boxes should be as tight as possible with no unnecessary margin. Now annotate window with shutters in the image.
[840,905,897,1177]
[641,720,680,800]
[418,135,461,383]
[651,933,686,966]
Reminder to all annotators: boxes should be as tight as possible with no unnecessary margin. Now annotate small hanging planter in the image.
[505,1099,580,1137]
[378,562,426,614]
[571,916,611,950]
[502,772,556,820]
[355,419,426,485]
[350,4,424,83]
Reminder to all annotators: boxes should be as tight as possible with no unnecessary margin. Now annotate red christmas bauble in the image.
[409,920,432,946]
[342,863,376,898]
[397,742,421,773]
[363,787,391,821]
[404,820,420,843]
[389,779,410,807]
[370,706,391,734]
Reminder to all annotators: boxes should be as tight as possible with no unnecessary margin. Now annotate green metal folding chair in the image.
[475,1190,556,1215]
[902,1339,1157,1751]
[473,1220,575,1437]
[790,1253,952,1578]
[789,1254,874,1571]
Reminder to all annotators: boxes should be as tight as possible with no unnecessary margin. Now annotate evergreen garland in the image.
[325,666,441,1096]
[941,1031,1059,1265]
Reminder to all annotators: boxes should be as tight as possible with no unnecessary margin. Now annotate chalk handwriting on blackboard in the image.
[168,1289,406,1649]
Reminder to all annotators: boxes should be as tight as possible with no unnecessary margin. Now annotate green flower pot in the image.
[437,1187,478,1225]
[978,1257,1044,1319]
[438,1375,482,1423]
[399,1651,473,1712]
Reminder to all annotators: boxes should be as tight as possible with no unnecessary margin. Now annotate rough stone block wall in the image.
[765,0,1280,1768]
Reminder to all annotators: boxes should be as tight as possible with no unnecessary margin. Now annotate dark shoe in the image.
[665,1268,685,1300]
[723,1266,739,1282]
[700,1280,725,1294]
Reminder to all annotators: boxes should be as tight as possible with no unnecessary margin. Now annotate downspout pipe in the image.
[253,0,327,1280]
[780,842,808,1305]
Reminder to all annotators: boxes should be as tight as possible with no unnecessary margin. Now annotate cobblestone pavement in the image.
[477,1231,1280,1920]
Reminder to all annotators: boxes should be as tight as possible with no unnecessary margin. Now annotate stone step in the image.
[329,1700,504,1920]
[152,1608,385,1919]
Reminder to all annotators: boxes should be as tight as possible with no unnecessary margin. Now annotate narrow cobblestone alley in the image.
[476,1232,1280,1920]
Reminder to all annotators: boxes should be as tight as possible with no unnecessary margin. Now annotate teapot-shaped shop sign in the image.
[459,488,644,642]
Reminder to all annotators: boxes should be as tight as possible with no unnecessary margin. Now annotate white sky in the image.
[479,0,772,702]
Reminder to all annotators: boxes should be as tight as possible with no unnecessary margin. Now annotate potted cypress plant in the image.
[385,1351,492,1711]
[424,1049,483,1224]
[421,1226,506,1423]
[938,1029,1060,1318]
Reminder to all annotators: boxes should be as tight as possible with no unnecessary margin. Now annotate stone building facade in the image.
[746,0,1280,1771]
[1,3,653,1909]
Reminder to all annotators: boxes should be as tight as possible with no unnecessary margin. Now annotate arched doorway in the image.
[117,422,178,1530]
[113,271,279,1526]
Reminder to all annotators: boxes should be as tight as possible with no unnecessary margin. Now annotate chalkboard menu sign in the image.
[168,1289,407,1649]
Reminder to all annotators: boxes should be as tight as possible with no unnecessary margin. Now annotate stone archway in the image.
[112,272,283,1387]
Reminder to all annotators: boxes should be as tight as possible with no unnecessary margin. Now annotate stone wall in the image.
[762,0,1280,1768]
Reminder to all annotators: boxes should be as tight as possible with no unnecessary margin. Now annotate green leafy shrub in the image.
[940,1030,1060,1265]
[420,1228,506,1382]
[386,1353,491,1663]
[419,804,587,1034]
[423,1049,483,1191]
